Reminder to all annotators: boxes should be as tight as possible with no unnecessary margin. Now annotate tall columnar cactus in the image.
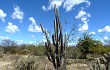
[40,5,67,70]
[89,58,103,70]
[89,52,110,70]
[103,52,110,70]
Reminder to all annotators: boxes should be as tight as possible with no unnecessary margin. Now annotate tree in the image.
[1,39,17,47]
[0,39,17,53]
[76,33,103,59]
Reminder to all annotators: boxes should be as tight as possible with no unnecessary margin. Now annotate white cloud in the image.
[43,0,90,12]
[11,5,24,23]
[42,0,64,11]
[42,6,47,11]
[0,9,7,22]
[63,0,90,11]
[42,39,47,42]
[75,10,86,19]
[76,10,91,32]
[79,23,88,32]
[16,40,24,44]
[28,17,42,32]
[0,36,10,40]
[89,32,96,35]
[98,29,103,32]
[76,36,80,40]
[29,17,36,24]
[104,36,109,40]
[42,35,48,42]
[5,22,20,33]
[28,41,34,44]
[98,26,110,32]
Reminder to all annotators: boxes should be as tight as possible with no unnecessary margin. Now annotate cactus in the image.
[90,58,103,70]
[102,52,110,70]
[40,5,67,70]
[89,52,110,70]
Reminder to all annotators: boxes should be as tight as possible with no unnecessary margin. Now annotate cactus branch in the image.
[40,5,67,70]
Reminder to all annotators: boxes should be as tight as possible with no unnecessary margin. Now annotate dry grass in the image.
[0,54,95,70]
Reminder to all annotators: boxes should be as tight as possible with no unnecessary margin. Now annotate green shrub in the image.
[14,55,39,70]
[35,46,46,56]
[16,45,46,56]
[0,47,4,58]
[66,47,81,59]
[90,46,110,54]
[77,33,103,58]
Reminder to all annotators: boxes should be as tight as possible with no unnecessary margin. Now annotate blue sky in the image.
[0,0,110,45]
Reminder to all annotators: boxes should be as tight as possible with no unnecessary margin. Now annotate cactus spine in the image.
[40,5,67,70]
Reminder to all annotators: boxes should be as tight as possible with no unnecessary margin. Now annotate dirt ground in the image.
[0,55,91,70]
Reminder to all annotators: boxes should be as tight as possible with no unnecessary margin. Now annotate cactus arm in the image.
[40,4,67,70]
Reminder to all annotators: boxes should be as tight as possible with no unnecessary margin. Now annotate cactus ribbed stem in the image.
[40,5,67,70]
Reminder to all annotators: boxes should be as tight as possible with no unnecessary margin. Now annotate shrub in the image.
[90,46,110,54]
[66,47,81,59]
[0,46,4,58]
[35,46,46,56]
[14,55,39,70]
[77,33,103,58]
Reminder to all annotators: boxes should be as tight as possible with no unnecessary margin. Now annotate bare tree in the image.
[1,39,17,47]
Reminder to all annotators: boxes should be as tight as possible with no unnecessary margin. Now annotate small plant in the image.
[14,55,39,70]
[0,47,4,58]
[66,47,81,59]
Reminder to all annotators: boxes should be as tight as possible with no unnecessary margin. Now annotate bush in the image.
[35,46,46,56]
[15,45,46,56]
[1,42,46,56]
[0,46,4,58]
[77,33,103,58]
[14,55,39,70]
[66,47,81,59]
[90,46,110,54]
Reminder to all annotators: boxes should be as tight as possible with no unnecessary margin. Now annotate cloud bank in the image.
[42,0,90,12]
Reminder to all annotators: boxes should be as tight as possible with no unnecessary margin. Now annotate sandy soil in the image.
[0,55,91,70]
[0,61,12,70]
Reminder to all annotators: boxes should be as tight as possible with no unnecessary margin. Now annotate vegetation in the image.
[66,47,81,59]
[0,4,110,70]
[40,5,67,70]
[76,33,110,59]
[0,46,4,58]
[89,52,110,70]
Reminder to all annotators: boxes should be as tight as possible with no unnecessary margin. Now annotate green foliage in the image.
[0,46,4,58]
[77,33,103,58]
[14,56,53,70]
[91,46,110,54]
[66,47,81,59]
[35,46,46,56]
[14,55,39,70]
[17,45,46,56]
